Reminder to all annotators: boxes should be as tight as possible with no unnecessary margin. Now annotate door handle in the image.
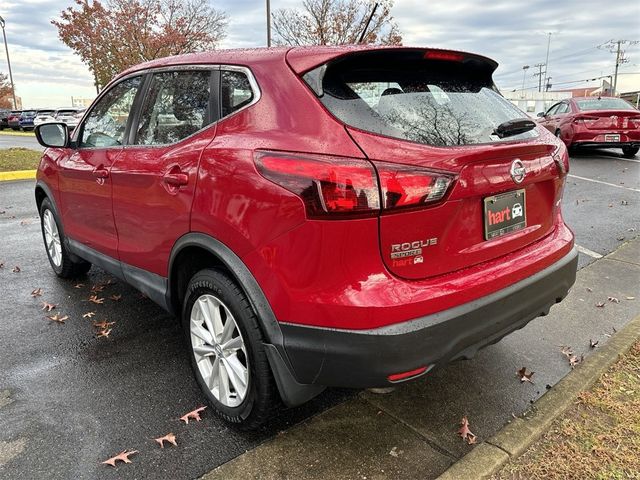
[163,171,189,187]
[92,166,109,179]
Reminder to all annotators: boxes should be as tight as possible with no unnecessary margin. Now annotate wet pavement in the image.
[0,148,638,479]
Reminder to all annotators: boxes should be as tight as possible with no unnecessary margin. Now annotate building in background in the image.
[620,91,640,108]
[70,96,93,108]
[503,90,572,117]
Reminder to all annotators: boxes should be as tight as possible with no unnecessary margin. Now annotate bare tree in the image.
[272,0,402,46]
[0,72,14,109]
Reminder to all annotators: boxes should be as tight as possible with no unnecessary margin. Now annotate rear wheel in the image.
[622,146,639,158]
[39,198,91,278]
[182,269,279,429]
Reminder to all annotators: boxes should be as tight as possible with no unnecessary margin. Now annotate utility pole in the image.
[266,0,271,47]
[0,15,17,109]
[543,32,552,87]
[533,63,545,92]
[521,65,529,98]
[599,39,639,96]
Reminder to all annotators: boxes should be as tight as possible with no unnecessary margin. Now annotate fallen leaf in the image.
[88,295,105,304]
[41,302,57,312]
[109,294,122,302]
[20,220,30,226]
[458,416,477,445]
[91,285,105,293]
[560,345,574,358]
[621,200,629,206]
[180,406,207,424]
[31,288,43,298]
[74,283,85,289]
[586,287,593,292]
[569,355,583,368]
[389,446,400,457]
[595,302,605,308]
[46,314,68,324]
[101,450,138,467]
[82,312,96,319]
[12,266,21,273]
[154,433,177,448]
[93,321,115,329]
[517,367,535,383]
[626,296,636,300]
[616,236,625,241]
[607,296,620,303]
[96,328,112,338]
[590,339,599,348]
[0,262,4,268]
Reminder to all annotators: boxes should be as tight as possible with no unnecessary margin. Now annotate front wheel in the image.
[622,146,639,158]
[39,198,91,278]
[182,269,279,429]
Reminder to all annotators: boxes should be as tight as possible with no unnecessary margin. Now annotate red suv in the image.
[34,46,577,428]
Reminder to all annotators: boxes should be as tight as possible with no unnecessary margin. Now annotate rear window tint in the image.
[307,50,537,147]
[576,98,635,111]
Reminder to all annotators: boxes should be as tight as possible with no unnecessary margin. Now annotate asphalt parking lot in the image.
[0,134,42,151]
[0,148,639,479]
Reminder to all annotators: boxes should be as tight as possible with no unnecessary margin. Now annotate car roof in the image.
[116,45,496,80]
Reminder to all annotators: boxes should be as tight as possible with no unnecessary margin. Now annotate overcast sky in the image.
[1,0,639,107]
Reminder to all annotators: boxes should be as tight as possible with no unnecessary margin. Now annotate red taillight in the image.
[374,161,454,212]
[424,50,464,62]
[255,151,380,219]
[630,116,640,129]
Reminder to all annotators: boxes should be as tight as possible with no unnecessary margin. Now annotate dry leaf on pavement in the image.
[517,367,535,383]
[74,283,85,289]
[88,295,105,304]
[46,314,68,324]
[590,339,599,348]
[12,266,21,273]
[109,294,122,302]
[83,312,96,319]
[458,416,477,445]
[101,450,138,467]
[180,406,207,424]
[41,302,57,312]
[93,321,115,329]
[31,288,43,297]
[96,328,112,338]
[154,433,177,448]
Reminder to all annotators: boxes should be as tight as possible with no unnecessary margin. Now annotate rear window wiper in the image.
[492,118,536,139]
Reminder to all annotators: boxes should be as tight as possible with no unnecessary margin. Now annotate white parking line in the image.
[568,174,640,193]
[575,244,603,259]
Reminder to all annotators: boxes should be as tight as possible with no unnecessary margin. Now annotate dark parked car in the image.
[19,110,38,131]
[537,96,640,157]
[0,108,10,129]
[7,110,22,130]
[34,46,577,428]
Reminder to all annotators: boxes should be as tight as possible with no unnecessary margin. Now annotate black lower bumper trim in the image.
[280,248,578,388]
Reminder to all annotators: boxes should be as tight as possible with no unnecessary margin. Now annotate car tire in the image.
[182,269,280,429]
[39,198,91,278]
[622,146,639,158]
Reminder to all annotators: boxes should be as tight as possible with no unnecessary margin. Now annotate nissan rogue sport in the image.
[34,46,578,428]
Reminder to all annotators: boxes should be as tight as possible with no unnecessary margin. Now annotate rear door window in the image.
[134,70,213,145]
[308,50,537,147]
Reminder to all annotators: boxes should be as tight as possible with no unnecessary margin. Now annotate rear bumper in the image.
[279,247,578,388]
[572,141,639,149]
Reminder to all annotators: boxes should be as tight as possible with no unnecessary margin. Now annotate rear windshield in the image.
[307,50,536,147]
[576,98,635,111]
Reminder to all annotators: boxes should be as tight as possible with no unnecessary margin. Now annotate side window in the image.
[80,76,142,148]
[546,104,559,116]
[135,70,212,146]
[220,70,254,118]
[556,103,569,114]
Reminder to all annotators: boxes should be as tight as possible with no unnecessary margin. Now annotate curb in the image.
[436,313,640,480]
[0,170,36,182]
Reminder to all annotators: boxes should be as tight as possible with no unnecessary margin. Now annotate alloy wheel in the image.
[190,294,249,408]
[43,209,62,267]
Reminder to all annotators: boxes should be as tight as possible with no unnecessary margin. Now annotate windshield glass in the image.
[313,50,537,147]
[576,98,635,111]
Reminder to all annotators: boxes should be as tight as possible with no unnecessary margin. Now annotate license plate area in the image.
[484,189,526,240]
[604,134,620,142]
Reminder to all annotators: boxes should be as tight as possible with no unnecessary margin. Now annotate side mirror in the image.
[35,123,69,148]
[537,112,546,118]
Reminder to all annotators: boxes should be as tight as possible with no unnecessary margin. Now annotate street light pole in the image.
[0,15,17,109]
[521,65,529,98]
[266,0,271,47]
